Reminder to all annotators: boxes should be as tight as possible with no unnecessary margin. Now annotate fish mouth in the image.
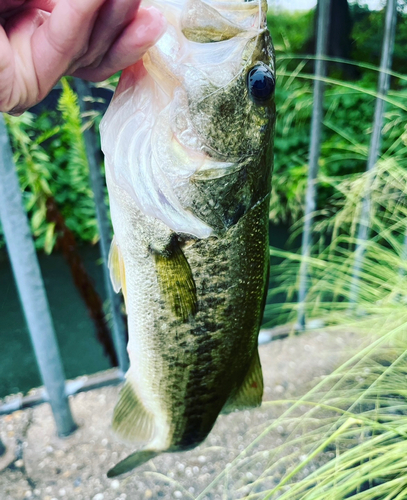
[196,0,268,31]
[143,0,271,104]
[144,19,272,156]
[149,0,269,33]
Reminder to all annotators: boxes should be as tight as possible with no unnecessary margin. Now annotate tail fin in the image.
[107,449,160,477]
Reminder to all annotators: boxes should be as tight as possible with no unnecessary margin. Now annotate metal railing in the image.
[297,0,332,329]
[348,0,398,306]
[0,115,77,437]
[297,0,399,326]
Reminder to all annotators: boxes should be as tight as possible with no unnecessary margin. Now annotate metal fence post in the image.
[349,0,398,306]
[74,79,129,375]
[0,114,77,437]
[297,0,332,329]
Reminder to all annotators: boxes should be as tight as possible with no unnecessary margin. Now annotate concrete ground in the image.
[0,328,363,500]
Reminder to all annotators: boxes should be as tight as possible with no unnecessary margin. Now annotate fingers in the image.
[1,1,26,12]
[26,0,55,11]
[30,0,106,97]
[72,6,166,82]
[72,0,142,70]
[0,0,167,113]
[0,25,14,109]
[0,8,49,113]
[1,1,56,17]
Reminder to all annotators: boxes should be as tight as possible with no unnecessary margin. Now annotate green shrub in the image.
[1,79,99,252]
[271,60,407,225]
[267,8,314,54]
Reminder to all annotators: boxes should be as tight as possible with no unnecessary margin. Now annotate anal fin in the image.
[107,449,159,477]
[222,350,264,414]
[112,382,155,444]
[154,238,197,321]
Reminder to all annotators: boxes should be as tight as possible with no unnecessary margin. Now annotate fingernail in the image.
[136,6,167,47]
[147,7,167,42]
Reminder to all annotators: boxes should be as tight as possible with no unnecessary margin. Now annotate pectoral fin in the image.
[154,239,197,322]
[222,350,263,414]
[112,382,155,444]
[108,236,127,304]
[107,449,159,477]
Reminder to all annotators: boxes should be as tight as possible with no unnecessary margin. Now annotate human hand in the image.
[0,0,166,114]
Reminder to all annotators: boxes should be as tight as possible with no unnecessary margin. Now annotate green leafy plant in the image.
[54,78,98,244]
[2,78,99,252]
[4,112,57,253]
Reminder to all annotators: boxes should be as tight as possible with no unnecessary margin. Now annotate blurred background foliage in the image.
[268,1,407,224]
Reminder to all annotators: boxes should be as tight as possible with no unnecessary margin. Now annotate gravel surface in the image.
[0,328,363,500]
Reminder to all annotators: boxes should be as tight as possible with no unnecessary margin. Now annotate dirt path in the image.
[0,328,363,500]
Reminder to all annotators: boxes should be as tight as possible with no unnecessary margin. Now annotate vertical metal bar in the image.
[74,79,129,375]
[349,0,397,306]
[297,0,331,329]
[0,114,77,437]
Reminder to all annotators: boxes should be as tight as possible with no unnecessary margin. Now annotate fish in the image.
[100,0,276,477]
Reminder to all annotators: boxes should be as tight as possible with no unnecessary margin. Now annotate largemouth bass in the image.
[100,0,275,477]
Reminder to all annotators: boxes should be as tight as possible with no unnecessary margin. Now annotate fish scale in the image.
[100,0,276,476]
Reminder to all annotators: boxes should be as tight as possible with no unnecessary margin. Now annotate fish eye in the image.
[247,64,275,105]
